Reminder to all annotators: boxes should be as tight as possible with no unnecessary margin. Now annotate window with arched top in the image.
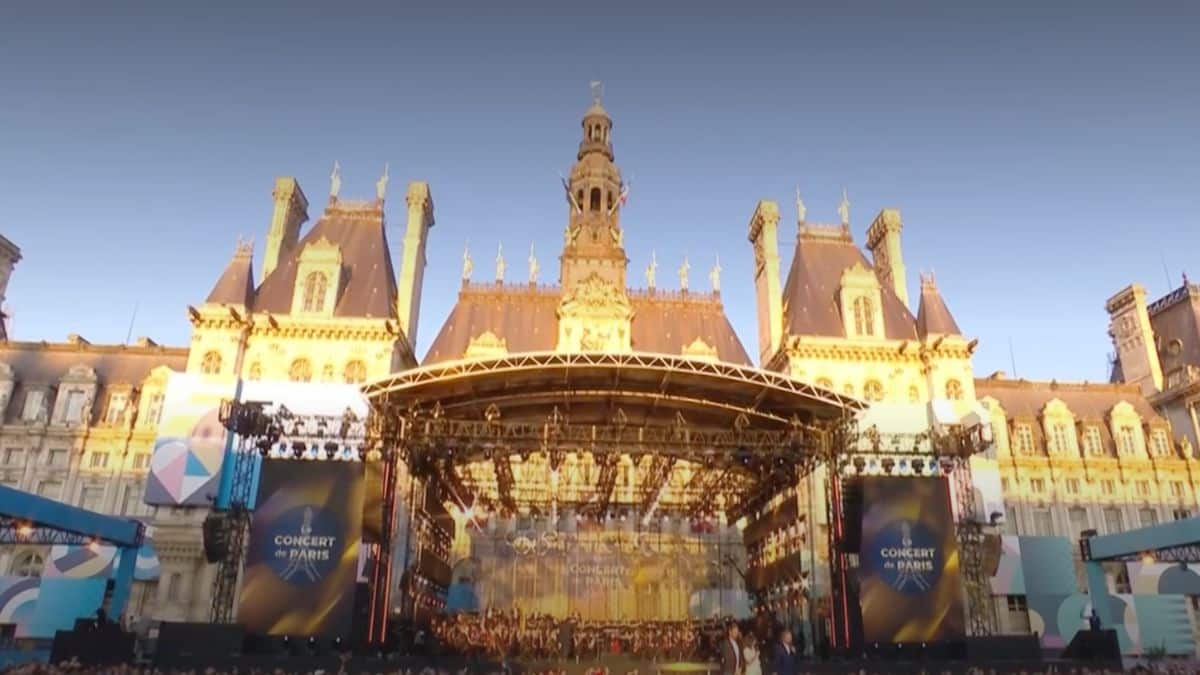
[10,551,42,578]
[302,272,328,312]
[344,360,367,384]
[200,351,222,375]
[288,358,313,383]
[863,380,885,402]
[589,188,601,212]
[945,379,964,401]
[852,297,875,337]
[1117,425,1137,456]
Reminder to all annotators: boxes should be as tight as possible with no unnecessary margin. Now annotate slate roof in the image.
[422,285,751,366]
[915,276,961,338]
[205,244,255,306]
[780,226,918,340]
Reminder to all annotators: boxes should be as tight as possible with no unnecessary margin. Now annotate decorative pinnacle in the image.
[330,161,342,200]
[646,250,658,290]
[376,162,389,202]
[838,187,850,226]
[461,240,473,282]
[795,185,806,225]
[678,255,690,292]
[590,80,603,105]
[528,242,539,284]
[495,243,506,283]
[709,254,722,293]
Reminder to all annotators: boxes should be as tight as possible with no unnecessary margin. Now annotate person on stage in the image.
[719,622,743,675]
[771,629,800,675]
[742,634,762,675]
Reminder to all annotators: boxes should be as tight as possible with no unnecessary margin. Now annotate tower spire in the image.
[559,84,627,290]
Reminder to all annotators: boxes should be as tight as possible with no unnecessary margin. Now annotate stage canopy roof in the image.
[363,351,863,431]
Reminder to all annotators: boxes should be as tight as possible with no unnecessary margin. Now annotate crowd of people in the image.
[0,660,1194,675]
[428,610,728,661]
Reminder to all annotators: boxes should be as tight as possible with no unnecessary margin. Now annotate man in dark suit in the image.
[719,622,742,675]
[771,629,800,675]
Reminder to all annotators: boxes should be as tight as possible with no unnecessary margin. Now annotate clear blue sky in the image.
[2,1,1197,382]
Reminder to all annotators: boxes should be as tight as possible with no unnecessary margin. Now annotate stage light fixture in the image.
[881,458,895,474]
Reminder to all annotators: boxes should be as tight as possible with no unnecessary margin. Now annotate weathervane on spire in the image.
[330,161,342,200]
[528,243,540,284]
[709,254,722,293]
[376,163,389,202]
[495,243,506,283]
[590,80,603,105]
[461,241,473,282]
[795,185,807,224]
[838,187,850,226]
[679,255,690,292]
[646,250,658,290]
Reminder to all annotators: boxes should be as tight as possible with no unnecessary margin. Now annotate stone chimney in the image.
[262,177,309,281]
[396,181,435,345]
[748,200,783,365]
[865,208,908,308]
[1106,283,1163,395]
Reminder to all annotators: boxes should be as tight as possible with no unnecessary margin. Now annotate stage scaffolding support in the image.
[823,422,998,653]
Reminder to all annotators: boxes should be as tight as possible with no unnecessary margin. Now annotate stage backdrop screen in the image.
[238,460,365,638]
[858,476,964,643]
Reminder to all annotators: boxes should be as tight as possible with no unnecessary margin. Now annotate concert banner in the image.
[144,372,238,506]
[858,477,964,643]
[238,460,365,638]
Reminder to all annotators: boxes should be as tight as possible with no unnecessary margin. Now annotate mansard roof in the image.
[0,339,188,423]
[915,275,961,338]
[422,283,751,366]
[251,200,398,319]
[780,225,918,340]
[205,243,255,306]
[974,375,1161,422]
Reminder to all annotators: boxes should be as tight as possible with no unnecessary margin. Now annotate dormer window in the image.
[853,297,875,337]
[22,391,45,422]
[1014,424,1034,455]
[1117,425,1137,456]
[104,391,129,426]
[1082,426,1103,456]
[1150,429,1171,457]
[302,272,328,312]
[839,263,884,339]
[291,237,342,316]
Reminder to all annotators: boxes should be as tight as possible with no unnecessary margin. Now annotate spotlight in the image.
[911,459,925,474]
[881,458,895,474]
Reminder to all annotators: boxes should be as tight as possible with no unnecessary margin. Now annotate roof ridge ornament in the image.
[838,187,850,227]
[679,255,690,292]
[495,243,505,283]
[795,185,807,226]
[376,162,389,202]
[590,80,603,106]
[709,254,722,293]
[646,250,658,291]
[330,161,341,201]
[462,241,473,283]
[528,242,539,284]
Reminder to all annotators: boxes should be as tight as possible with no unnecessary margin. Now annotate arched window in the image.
[589,188,601,212]
[863,380,885,402]
[852,297,875,337]
[1117,425,1137,456]
[200,351,222,375]
[10,551,42,578]
[945,379,964,401]
[344,360,367,384]
[288,358,313,383]
[302,272,328,312]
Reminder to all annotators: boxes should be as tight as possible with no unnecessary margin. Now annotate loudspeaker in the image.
[1062,628,1120,664]
[51,625,133,666]
[202,512,230,563]
[838,478,864,553]
[154,622,244,667]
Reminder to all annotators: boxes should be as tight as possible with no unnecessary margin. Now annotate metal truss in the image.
[0,516,107,546]
[363,351,864,415]
[1092,544,1200,564]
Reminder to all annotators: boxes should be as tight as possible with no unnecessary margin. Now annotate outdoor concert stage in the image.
[203,352,996,663]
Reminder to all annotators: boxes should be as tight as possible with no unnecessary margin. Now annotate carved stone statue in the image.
[461,243,473,281]
[528,243,539,284]
[838,187,850,226]
[495,243,506,282]
[795,185,806,224]
[709,254,722,292]
[376,162,389,201]
[646,250,658,290]
[678,256,690,292]
[330,161,342,199]
[1182,435,1195,459]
